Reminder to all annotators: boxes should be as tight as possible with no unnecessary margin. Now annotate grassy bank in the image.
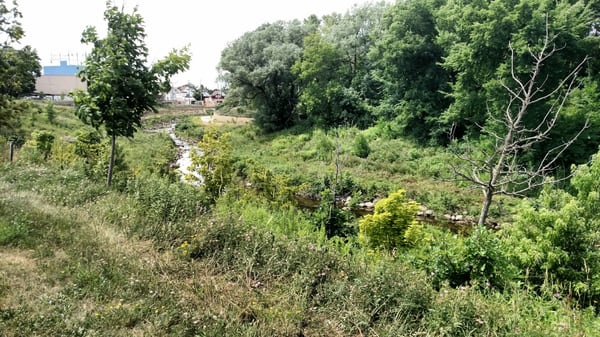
[1,104,598,336]
[1,163,598,336]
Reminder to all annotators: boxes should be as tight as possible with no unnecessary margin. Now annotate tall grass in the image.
[0,105,597,336]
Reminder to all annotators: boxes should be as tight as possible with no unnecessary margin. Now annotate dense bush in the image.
[191,127,233,202]
[73,128,128,187]
[352,133,371,158]
[358,189,421,250]
[503,161,600,307]
[19,130,55,163]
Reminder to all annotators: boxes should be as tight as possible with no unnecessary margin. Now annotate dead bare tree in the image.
[452,20,589,226]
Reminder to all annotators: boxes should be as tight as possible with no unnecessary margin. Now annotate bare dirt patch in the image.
[202,112,253,125]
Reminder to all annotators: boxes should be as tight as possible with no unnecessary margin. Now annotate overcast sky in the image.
[16,0,381,88]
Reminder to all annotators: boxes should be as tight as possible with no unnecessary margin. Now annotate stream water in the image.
[167,123,203,185]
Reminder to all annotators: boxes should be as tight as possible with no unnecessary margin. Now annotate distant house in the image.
[203,90,225,107]
[163,84,196,104]
[35,60,86,97]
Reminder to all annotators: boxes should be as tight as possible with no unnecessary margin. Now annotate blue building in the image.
[42,60,81,76]
[36,60,86,96]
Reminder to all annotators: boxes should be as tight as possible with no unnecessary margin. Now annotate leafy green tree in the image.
[370,0,450,143]
[219,21,312,132]
[293,3,386,128]
[73,3,190,187]
[358,189,420,250]
[0,0,40,141]
[0,45,40,97]
[0,0,23,43]
[293,33,358,127]
[436,0,597,140]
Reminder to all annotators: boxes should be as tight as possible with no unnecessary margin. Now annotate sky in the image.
[16,0,380,89]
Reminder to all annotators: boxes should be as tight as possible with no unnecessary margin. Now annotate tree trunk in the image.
[107,134,116,188]
[478,188,493,226]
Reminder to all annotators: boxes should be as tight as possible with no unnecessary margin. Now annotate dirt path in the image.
[201,112,252,125]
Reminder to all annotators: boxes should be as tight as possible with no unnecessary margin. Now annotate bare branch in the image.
[452,15,589,226]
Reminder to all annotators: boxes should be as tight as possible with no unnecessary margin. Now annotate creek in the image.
[167,123,203,185]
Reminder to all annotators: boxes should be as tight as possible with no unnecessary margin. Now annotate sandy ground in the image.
[202,112,253,125]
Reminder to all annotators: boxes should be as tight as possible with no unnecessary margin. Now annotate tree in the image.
[0,0,23,43]
[436,0,596,140]
[0,0,40,140]
[369,0,449,143]
[452,23,588,226]
[293,3,386,128]
[219,21,314,132]
[73,2,190,187]
[293,32,363,127]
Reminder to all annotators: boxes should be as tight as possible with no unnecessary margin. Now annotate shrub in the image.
[358,189,420,250]
[312,129,335,161]
[312,189,356,238]
[45,101,56,124]
[126,174,206,244]
[352,133,370,158]
[417,226,515,290]
[20,130,55,163]
[503,185,600,306]
[74,128,128,186]
[191,127,233,202]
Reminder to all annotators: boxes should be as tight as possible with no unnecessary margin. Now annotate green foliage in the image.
[20,130,55,163]
[0,204,32,246]
[436,0,596,139]
[191,127,233,202]
[545,78,600,169]
[312,188,356,238]
[0,1,40,144]
[413,225,515,290]
[236,158,298,206]
[293,32,371,128]
[45,101,56,124]
[311,129,335,161]
[503,152,600,306]
[352,133,370,158]
[0,45,40,97]
[0,0,24,43]
[219,21,309,132]
[72,2,189,186]
[320,259,434,334]
[1,149,600,336]
[0,96,29,141]
[359,189,420,250]
[174,117,204,140]
[370,0,450,143]
[73,3,189,137]
[73,128,127,186]
[125,174,206,245]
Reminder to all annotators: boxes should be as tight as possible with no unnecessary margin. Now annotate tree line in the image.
[219,0,600,166]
